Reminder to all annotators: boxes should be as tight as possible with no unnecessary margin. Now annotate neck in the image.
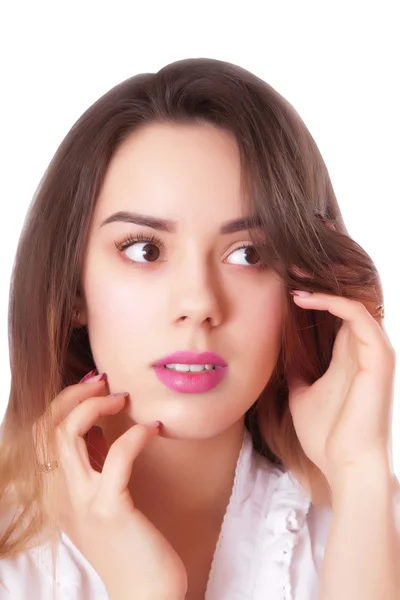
[101,416,246,520]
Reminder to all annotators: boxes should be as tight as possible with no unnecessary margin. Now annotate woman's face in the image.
[81,123,285,439]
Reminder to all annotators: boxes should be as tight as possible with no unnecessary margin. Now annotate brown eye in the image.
[244,246,260,265]
[125,241,161,263]
[141,243,160,262]
[226,245,261,266]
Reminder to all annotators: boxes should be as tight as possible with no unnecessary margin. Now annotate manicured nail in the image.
[80,369,97,383]
[82,372,107,384]
[147,420,162,429]
[290,290,312,297]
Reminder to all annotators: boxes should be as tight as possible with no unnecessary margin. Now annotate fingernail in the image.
[108,392,129,397]
[147,420,162,429]
[290,290,312,297]
[80,369,97,383]
[82,372,108,384]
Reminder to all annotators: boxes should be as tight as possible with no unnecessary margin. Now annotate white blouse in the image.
[0,427,342,599]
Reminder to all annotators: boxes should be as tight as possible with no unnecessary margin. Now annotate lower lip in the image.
[153,366,227,394]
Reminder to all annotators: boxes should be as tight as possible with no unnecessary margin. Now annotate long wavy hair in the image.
[0,57,383,560]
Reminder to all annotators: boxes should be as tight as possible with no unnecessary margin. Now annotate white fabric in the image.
[0,427,335,599]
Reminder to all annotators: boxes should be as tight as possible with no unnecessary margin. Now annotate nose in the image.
[168,256,224,329]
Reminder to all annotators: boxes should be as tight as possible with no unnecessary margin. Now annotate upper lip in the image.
[152,351,227,367]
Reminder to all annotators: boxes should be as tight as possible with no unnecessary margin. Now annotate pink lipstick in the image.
[152,351,228,394]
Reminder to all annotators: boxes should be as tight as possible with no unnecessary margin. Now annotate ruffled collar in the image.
[205,426,315,600]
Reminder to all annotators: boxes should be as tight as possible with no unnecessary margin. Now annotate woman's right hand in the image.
[33,372,187,600]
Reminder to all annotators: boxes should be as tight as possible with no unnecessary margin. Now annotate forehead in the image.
[94,122,246,225]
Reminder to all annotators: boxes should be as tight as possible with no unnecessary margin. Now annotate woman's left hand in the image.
[287,291,396,489]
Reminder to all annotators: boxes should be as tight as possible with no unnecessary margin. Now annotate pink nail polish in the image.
[82,373,107,384]
[147,420,162,429]
[80,369,97,383]
[290,290,312,297]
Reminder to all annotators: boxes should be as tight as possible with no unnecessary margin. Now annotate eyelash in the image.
[113,233,266,269]
[114,232,166,253]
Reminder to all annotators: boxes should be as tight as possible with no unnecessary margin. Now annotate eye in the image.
[126,241,160,263]
[114,233,164,263]
[226,245,261,267]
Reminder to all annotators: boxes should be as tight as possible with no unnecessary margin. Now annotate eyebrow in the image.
[100,211,261,234]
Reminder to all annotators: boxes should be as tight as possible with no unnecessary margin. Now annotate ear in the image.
[73,296,88,327]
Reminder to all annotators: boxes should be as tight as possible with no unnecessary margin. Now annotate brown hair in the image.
[0,57,383,559]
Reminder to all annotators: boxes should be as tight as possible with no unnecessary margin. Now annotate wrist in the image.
[328,452,393,505]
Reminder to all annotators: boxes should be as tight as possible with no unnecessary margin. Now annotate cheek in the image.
[234,282,285,369]
[83,267,162,350]
[236,280,284,338]
[220,283,285,411]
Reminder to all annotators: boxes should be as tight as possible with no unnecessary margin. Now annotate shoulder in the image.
[0,506,107,599]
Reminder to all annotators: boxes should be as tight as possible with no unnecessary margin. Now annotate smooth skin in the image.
[34,376,188,600]
[288,291,399,599]
[289,292,395,484]
[35,123,288,600]
[74,123,286,598]
[34,122,399,599]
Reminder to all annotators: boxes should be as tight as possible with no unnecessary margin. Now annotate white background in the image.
[1,1,399,470]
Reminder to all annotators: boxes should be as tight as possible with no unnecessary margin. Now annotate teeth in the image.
[164,363,219,372]
[188,364,205,372]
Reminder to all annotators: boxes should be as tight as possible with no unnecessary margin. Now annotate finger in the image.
[34,377,109,444]
[32,377,109,465]
[61,393,128,439]
[98,422,161,502]
[51,376,109,425]
[56,394,129,491]
[292,293,395,367]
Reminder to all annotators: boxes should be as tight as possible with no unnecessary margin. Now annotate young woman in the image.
[0,57,398,600]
